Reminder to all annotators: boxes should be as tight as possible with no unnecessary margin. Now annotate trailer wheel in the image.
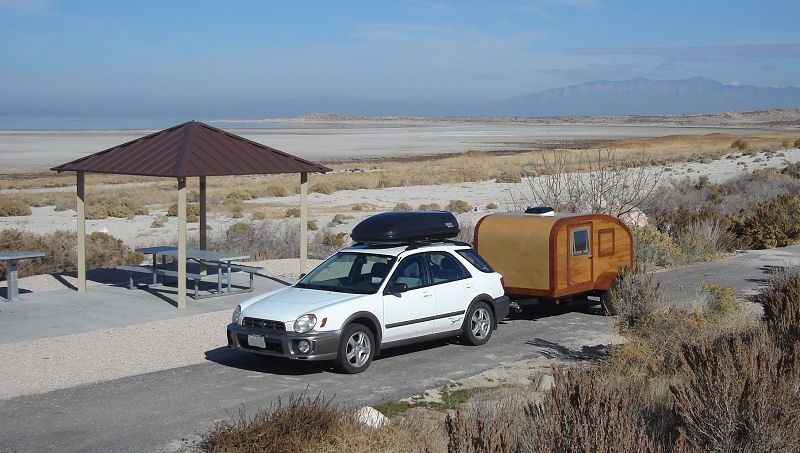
[462,301,494,345]
[600,278,620,315]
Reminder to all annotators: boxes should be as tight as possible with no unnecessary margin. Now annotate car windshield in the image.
[295,252,395,294]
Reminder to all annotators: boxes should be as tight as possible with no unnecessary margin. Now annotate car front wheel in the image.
[462,301,494,346]
[335,323,375,373]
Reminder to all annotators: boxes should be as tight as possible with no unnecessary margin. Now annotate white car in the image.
[227,211,509,373]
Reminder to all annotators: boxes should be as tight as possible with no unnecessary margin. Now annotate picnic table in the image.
[1,251,46,302]
[117,246,260,299]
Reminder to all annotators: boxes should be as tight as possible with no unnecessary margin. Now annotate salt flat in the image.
[0,121,780,174]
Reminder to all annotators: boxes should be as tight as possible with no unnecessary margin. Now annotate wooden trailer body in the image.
[473,211,632,303]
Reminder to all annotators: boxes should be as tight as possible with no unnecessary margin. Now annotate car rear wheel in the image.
[462,301,494,346]
[335,323,375,373]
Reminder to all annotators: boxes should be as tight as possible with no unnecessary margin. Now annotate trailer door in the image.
[568,224,593,288]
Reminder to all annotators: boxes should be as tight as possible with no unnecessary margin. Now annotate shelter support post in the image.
[77,171,86,292]
[300,172,308,274]
[199,176,207,274]
[178,177,187,309]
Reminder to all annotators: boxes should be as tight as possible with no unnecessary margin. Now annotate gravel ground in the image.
[0,259,314,400]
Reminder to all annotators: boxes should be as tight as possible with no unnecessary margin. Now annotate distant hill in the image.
[498,77,800,116]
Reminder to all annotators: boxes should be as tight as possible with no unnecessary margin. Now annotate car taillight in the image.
[500,276,505,288]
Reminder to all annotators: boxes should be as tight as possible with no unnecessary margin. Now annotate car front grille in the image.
[242,317,286,331]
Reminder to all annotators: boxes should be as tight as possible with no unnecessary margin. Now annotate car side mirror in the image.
[384,282,408,295]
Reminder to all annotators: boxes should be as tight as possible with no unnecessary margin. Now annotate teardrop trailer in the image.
[473,208,633,313]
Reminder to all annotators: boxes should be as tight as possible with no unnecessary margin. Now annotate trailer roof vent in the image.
[525,206,554,216]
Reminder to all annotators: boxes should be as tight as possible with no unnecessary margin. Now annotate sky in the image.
[1,0,799,127]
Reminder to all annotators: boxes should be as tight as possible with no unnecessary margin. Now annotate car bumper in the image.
[493,295,511,323]
[227,323,340,361]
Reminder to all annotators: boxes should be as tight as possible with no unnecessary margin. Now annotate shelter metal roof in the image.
[51,120,331,177]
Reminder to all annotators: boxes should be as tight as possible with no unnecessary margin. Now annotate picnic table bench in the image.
[117,247,262,299]
[1,251,46,302]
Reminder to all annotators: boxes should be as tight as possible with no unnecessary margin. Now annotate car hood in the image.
[239,286,366,322]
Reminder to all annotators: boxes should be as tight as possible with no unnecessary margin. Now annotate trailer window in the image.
[572,228,590,256]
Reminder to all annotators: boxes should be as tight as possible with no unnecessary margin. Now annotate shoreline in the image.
[2,110,799,175]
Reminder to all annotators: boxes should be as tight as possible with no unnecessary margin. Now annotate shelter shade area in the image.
[51,121,331,308]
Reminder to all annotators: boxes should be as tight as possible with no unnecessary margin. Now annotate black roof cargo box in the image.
[351,211,460,244]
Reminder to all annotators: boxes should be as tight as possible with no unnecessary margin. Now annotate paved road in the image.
[2,244,800,452]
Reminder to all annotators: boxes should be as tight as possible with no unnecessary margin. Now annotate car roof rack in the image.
[350,211,460,244]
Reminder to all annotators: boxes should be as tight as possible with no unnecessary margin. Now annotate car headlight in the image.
[293,314,317,333]
[232,305,242,324]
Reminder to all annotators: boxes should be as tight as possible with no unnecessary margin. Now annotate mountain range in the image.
[497,77,800,117]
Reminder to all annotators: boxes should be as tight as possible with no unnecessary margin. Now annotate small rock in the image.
[354,406,389,428]
[535,374,555,392]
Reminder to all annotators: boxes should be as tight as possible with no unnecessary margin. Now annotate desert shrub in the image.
[321,230,347,247]
[669,329,800,452]
[327,214,353,227]
[524,367,666,452]
[226,222,254,239]
[351,203,373,211]
[721,168,800,213]
[393,202,413,211]
[604,266,716,387]
[209,220,299,260]
[0,229,55,277]
[0,198,32,216]
[151,216,166,228]
[494,171,521,184]
[417,203,442,211]
[311,182,336,195]
[673,218,733,262]
[229,203,244,218]
[729,193,800,248]
[731,139,749,150]
[447,199,473,214]
[608,265,671,335]
[755,270,800,346]
[87,196,149,220]
[224,190,253,204]
[198,393,441,453]
[698,282,740,317]
[631,225,682,268]
[781,161,800,179]
[455,218,475,244]
[264,185,289,197]
[52,195,75,212]
[285,208,301,218]
[251,211,267,221]
[485,202,499,210]
[795,138,800,148]
[166,202,200,222]
[85,231,142,269]
[445,407,513,453]
[307,220,318,231]
[199,394,358,453]
[0,229,139,277]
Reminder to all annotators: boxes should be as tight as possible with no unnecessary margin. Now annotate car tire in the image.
[461,301,494,346]
[335,323,375,374]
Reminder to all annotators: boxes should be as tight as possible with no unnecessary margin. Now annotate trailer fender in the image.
[595,270,620,291]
